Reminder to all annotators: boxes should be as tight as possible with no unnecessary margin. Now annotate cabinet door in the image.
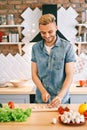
[70,94,87,103]
[0,94,30,103]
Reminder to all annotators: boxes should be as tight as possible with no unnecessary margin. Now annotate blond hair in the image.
[39,14,56,25]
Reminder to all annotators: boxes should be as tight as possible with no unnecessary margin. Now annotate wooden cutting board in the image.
[19,104,58,112]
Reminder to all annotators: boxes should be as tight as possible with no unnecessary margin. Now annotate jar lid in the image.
[2,35,7,38]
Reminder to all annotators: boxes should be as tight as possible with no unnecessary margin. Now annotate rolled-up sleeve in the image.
[65,43,76,63]
[31,46,37,62]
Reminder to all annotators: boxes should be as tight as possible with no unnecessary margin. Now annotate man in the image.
[31,14,76,107]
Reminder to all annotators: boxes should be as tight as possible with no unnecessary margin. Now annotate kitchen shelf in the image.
[0,42,24,55]
[75,42,87,55]
[75,23,87,55]
[0,42,23,45]
[0,24,24,55]
[76,23,87,28]
[0,24,23,28]
[0,24,23,39]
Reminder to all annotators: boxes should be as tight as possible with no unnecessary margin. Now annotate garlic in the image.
[52,118,57,124]
[75,117,80,124]
[80,115,85,122]
[59,110,85,124]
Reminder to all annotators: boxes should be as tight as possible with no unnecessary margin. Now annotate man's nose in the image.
[45,33,50,38]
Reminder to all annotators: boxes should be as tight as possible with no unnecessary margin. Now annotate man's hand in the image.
[42,91,50,103]
[49,96,61,107]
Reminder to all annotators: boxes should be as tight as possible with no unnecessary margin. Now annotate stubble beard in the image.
[44,36,56,45]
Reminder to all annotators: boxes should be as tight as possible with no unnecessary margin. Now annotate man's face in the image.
[39,22,57,44]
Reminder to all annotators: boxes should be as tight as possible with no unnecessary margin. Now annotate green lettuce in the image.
[0,106,32,122]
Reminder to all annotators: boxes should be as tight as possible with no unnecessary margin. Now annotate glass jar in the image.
[1,15,7,25]
[7,14,15,25]
[2,36,8,42]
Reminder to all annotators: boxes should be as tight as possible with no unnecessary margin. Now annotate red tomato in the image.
[8,101,15,109]
[58,106,64,114]
[58,106,63,112]
[83,110,87,118]
[64,107,70,112]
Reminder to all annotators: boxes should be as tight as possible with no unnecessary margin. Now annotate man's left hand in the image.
[48,96,61,107]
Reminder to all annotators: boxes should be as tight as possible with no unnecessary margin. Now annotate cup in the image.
[79,80,86,86]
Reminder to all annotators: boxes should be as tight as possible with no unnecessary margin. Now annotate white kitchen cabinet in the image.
[0,85,35,103]
[70,94,87,103]
[0,94,30,103]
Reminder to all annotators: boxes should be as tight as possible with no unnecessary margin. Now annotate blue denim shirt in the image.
[31,36,76,103]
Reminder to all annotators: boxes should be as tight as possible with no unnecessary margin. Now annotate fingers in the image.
[45,94,50,102]
[42,93,50,103]
[45,94,49,102]
[49,96,61,107]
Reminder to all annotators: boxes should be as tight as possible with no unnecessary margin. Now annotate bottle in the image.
[85,10,87,23]
[7,14,15,25]
[82,10,86,23]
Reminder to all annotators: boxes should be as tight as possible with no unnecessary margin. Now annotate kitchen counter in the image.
[70,82,87,94]
[0,104,87,130]
[0,85,35,94]
[70,83,87,103]
[1,82,87,103]
[0,86,35,103]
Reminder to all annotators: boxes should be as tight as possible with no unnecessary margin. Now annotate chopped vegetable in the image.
[0,106,32,122]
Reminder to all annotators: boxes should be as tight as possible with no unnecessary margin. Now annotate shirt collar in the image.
[54,35,61,47]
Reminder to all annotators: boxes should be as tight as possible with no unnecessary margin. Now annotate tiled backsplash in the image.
[0,6,78,82]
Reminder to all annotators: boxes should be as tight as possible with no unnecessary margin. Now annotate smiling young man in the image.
[31,14,76,107]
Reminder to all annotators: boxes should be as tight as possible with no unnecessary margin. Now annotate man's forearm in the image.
[58,74,73,100]
[32,73,47,94]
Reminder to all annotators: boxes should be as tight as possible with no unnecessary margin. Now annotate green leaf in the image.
[0,107,32,122]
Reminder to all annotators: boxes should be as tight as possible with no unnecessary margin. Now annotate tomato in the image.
[58,106,70,114]
[8,101,15,109]
[64,107,70,112]
[59,109,64,114]
[83,110,87,118]
[58,106,64,114]
[58,106,63,112]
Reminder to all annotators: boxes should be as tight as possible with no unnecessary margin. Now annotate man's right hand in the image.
[42,91,50,103]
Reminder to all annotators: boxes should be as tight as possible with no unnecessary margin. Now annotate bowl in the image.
[9,79,28,88]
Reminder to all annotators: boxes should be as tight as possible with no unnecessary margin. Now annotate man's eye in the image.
[48,31,53,33]
[41,32,45,35]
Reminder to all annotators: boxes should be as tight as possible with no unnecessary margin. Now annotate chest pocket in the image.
[53,57,64,70]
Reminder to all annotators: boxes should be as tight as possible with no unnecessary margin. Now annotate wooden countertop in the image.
[0,104,87,130]
[0,85,35,94]
[0,82,87,95]
[70,83,87,94]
